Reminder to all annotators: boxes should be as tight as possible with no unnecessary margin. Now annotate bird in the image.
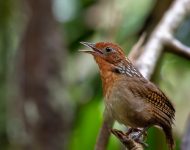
[80,41,175,150]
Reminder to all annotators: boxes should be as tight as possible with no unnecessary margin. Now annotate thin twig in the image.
[128,33,146,63]
[165,36,190,59]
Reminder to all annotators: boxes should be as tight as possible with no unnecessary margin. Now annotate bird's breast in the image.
[105,81,152,127]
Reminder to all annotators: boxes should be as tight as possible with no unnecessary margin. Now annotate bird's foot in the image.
[126,127,147,139]
[110,128,149,148]
[125,128,143,136]
[132,135,149,148]
[129,127,149,148]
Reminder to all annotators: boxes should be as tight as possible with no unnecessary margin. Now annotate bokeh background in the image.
[0,0,190,150]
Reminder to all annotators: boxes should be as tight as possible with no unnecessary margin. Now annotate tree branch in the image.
[111,129,144,150]
[11,0,71,149]
[136,0,190,79]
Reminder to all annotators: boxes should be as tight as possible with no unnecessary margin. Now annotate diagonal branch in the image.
[136,0,190,79]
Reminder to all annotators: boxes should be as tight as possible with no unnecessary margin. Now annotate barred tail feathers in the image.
[162,125,175,150]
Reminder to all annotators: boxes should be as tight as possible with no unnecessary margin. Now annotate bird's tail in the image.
[162,125,175,150]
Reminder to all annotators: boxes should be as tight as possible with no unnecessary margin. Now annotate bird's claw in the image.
[111,128,149,148]
[127,128,147,139]
[129,129,148,148]
[125,128,142,135]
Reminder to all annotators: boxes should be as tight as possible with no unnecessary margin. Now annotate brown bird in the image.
[80,41,175,150]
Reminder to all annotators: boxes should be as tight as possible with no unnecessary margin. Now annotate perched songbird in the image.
[80,42,175,150]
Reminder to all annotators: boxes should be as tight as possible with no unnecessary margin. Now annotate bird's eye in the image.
[105,47,113,53]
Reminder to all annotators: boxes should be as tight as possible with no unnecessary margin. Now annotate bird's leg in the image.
[125,127,142,135]
[126,127,148,139]
[131,127,149,141]
[127,127,149,147]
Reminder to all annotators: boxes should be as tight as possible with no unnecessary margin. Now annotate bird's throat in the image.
[99,69,118,99]
[94,56,123,98]
[96,61,120,98]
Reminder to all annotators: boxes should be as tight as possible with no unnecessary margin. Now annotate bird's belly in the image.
[105,89,151,128]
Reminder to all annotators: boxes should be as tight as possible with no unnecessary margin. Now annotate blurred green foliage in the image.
[0,0,12,149]
[0,0,190,149]
[69,99,102,150]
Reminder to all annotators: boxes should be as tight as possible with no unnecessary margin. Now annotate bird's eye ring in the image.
[105,47,113,53]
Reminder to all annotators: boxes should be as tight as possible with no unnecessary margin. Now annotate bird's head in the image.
[80,42,126,68]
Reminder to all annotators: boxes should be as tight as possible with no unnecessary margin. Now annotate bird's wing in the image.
[146,88,175,126]
[127,77,175,126]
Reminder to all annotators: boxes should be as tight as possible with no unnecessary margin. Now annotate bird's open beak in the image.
[79,42,103,55]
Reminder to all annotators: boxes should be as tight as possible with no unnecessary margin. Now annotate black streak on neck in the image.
[112,67,122,74]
